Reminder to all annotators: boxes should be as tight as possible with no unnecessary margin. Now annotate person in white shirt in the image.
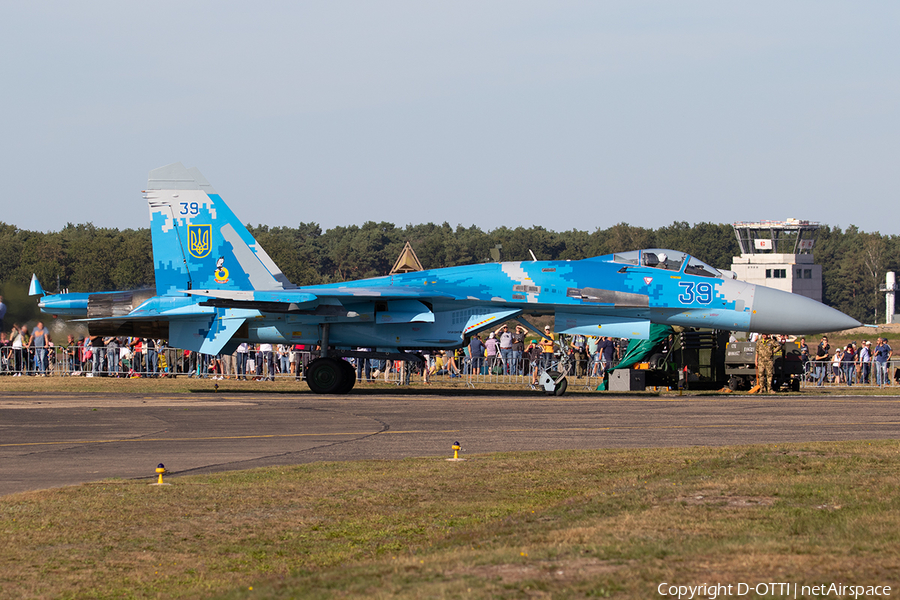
[259,343,275,380]
[236,343,249,380]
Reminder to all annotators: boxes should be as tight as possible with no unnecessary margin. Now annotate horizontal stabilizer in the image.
[555,312,650,339]
[168,308,254,355]
[74,304,215,323]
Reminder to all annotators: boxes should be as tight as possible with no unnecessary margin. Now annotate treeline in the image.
[0,220,897,326]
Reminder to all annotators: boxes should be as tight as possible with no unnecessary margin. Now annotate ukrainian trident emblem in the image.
[188,224,212,259]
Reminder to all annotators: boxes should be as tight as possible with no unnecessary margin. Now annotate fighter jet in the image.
[35,163,860,393]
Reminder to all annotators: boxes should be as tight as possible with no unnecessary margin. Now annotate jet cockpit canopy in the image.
[612,249,723,278]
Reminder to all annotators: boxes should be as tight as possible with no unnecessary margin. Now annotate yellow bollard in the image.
[150,463,171,486]
[446,441,465,462]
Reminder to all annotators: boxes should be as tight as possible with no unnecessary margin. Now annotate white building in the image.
[730,219,822,303]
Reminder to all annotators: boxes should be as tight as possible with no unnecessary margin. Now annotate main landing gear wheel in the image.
[306,357,354,394]
[539,370,568,396]
[337,359,356,394]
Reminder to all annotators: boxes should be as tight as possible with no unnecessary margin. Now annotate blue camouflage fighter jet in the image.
[36,163,859,393]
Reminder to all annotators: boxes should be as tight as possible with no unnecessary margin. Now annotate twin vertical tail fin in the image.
[144,163,295,356]
[145,163,293,297]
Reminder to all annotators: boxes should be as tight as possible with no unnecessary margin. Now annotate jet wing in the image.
[181,286,460,326]
[181,285,460,307]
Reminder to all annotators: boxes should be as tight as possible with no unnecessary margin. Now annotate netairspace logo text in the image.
[658,582,892,599]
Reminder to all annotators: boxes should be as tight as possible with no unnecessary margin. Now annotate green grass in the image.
[2,442,900,599]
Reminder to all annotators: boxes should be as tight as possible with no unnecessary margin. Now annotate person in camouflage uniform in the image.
[755,334,779,393]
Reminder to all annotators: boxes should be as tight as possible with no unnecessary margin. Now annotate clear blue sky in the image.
[2,2,897,235]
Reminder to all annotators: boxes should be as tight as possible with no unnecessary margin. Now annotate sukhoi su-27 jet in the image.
[35,163,860,393]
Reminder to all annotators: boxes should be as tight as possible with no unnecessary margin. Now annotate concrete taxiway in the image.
[2,391,899,497]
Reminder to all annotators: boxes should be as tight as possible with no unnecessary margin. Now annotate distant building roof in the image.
[390,241,424,274]
[732,219,821,255]
[733,219,821,229]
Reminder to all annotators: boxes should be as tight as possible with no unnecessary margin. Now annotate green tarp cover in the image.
[598,323,673,390]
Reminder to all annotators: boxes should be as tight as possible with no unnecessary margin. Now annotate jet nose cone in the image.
[750,285,860,333]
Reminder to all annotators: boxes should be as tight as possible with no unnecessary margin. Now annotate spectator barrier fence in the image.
[3,346,896,390]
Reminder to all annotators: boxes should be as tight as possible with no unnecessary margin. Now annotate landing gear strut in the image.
[304,323,424,394]
[305,324,357,394]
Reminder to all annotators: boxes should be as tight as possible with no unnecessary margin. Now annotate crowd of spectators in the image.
[1,321,54,377]
[0,310,654,385]
[446,326,627,385]
[0,328,316,380]
[802,335,893,386]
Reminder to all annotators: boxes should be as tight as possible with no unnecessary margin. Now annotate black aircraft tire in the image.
[648,352,666,370]
[306,358,344,394]
[337,359,356,394]
[554,376,568,396]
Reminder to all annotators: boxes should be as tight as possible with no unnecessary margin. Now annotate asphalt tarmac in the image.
[2,391,899,497]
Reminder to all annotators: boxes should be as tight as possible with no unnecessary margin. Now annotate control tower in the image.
[730,219,822,302]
